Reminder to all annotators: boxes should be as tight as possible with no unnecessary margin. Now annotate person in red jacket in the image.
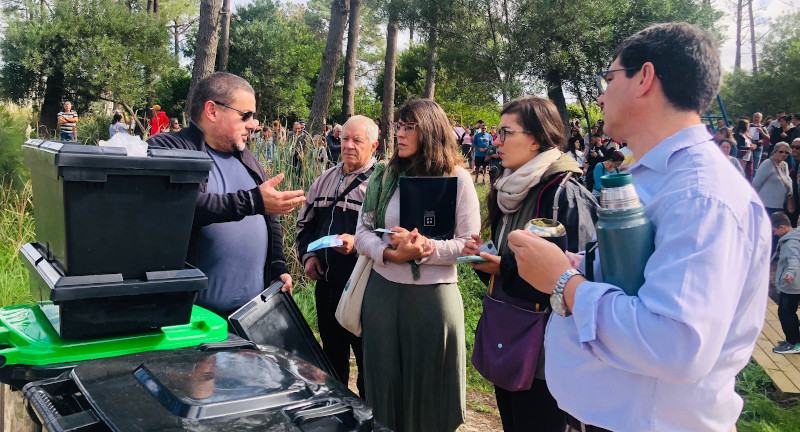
[149,104,170,136]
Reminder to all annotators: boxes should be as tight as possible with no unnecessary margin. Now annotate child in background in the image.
[772,211,800,354]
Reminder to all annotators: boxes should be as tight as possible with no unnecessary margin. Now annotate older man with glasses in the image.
[148,72,306,317]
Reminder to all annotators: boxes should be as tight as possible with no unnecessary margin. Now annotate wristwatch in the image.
[551,268,582,317]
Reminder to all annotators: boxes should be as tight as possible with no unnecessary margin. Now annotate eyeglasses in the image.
[393,121,418,134]
[213,101,255,122]
[498,128,532,142]
[792,146,800,150]
[777,150,790,154]
[595,66,641,94]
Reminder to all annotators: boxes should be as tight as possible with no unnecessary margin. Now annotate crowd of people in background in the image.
[713,111,800,230]
[456,115,634,201]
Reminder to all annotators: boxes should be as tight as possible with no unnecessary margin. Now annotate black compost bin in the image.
[20,243,207,340]
[23,342,391,432]
[21,140,212,279]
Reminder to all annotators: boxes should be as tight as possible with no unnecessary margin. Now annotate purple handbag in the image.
[471,276,549,392]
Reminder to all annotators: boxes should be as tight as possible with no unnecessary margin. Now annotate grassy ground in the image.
[1,125,799,428]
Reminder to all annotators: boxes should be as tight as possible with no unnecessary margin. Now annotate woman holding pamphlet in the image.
[354,99,480,432]
[461,97,598,432]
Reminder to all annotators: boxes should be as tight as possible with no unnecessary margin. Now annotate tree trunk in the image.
[423,22,437,99]
[545,69,568,128]
[186,0,222,119]
[575,85,591,132]
[341,0,361,122]
[40,69,65,138]
[153,0,159,13]
[217,0,231,72]
[308,0,350,135]
[748,0,757,72]
[409,21,414,43]
[379,15,399,158]
[147,0,153,13]
[734,0,742,70]
[173,22,180,61]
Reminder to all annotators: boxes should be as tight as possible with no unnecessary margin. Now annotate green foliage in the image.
[353,87,382,121]
[719,13,800,120]
[0,182,35,307]
[736,361,800,431]
[374,43,501,126]
[71,102,113,145]
[227,0,324,123]
[0,103,31,188]
[0,0,175,109]
[567,103,603,130]
[153,67,192,120]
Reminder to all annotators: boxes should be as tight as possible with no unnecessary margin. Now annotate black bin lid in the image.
[22,139,212,179]
[66,346,374,430]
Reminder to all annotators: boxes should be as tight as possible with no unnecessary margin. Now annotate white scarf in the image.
[495,148,562,214]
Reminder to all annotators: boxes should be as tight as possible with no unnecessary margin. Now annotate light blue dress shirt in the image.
[545,124,771,431]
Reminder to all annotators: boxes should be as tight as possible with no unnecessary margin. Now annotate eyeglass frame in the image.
[213,100,255,122]
[498,128,533,142]
[393,121,419,134]
[595,66,642,95]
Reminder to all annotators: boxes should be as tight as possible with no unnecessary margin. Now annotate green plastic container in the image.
[0,303,227,368]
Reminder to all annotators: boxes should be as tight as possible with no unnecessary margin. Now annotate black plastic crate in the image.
[21,140,212,279]
[19,243,207,340]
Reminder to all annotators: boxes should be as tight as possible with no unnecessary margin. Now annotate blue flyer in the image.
[307,234,344,252]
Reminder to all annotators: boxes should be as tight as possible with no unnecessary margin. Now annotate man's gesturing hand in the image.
[258,174,305,215]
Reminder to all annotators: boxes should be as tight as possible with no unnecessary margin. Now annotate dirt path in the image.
[347,362,503,431]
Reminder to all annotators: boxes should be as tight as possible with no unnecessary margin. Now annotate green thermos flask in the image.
[596,173,654,296]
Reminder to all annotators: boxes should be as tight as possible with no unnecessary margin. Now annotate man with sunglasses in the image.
[148,72,306,317]
[507,23,769,432]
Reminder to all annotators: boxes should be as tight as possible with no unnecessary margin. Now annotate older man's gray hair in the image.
[342,115,379,144]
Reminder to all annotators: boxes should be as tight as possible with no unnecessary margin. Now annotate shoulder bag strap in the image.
[332,166,375,206]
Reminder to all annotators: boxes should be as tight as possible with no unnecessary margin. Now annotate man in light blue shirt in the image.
[507,23,770,432]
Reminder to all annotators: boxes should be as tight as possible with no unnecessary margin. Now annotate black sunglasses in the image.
[777,150,790,154]
[213,101,255,122]
[792,146,800,150]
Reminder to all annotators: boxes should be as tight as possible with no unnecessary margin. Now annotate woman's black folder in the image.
[399,177,457,240]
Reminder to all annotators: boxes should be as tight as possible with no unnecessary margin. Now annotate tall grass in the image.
[252,133,330,331]
[0,182,35,306]
[0,103,31,189]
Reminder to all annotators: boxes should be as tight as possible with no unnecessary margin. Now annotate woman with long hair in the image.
[734,118,757,180]
[462,97,598,432]
[354,99,480,432]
